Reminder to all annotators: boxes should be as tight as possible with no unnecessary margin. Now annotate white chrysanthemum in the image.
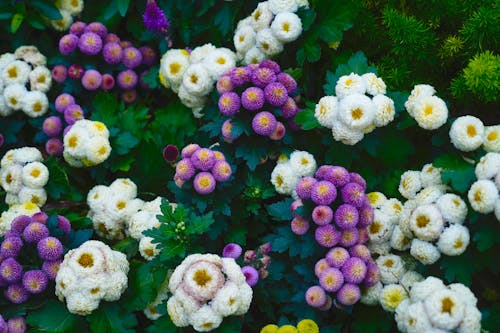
[13,146,42,164]
[367,191,387,209]
[22,90,49,117]
[420,163,442,187]
[437,224,470,256]
[360,282,382,305]
[367,240,391,255]
[139,237,160,261]
[404,84,436,116]
[410,276,446,302]
[234,282,252,315]
[211,282,241,316]
[399,271,424,291]
[475,152,500,180]
[457,306,481,333]
[86,136,112,165]
[368,210,394,243]
[409,204,444,241]
[167,296,189,327]
[21,161,49,188]
[414,185,445,205]
[50,9,73,31]
[362,73,387,96]
[249,2,274,32]
[85,120,110,139]
[390,225,412,251]
[18,187,47,206]
[256,28,284,56]
[29,66,52,92]
[335,73,367,99]
[271,163,297,195]
[183,261,225,302]
[128,211,157,239]
[412,95,448,130]
[399,200,417,237]
[448,284,477,308]
[0,95,14,117]
[483,125,500,153]
[177,84,206,111]
[424,289,465,330]
[160,50,190,87]
[204,48,236,81]
[236,17,252,30]
[109,178,137,200]
[3,83,27,110]
[410,239,441,265]
[372,94,395,127]
[0,164,23,194]
[468,179,498,213]
[270,12,302,43]
[331,119,365,145]
[87,185,109,212]
[63,127,89,158]
[190,305,223,332]
[399,170,422,199]
[268,0,298,14]
[0,53,16,71]
[243,46,266,65]
[380,198,403,223]
[289,151,316,177]
[5,193,20,206]
[394,299,410,332]
[190,44,216,64]
[220,257,246,286]
[314,96,338,128]
[234,25,257,54]
[15,46,46,67]
[449,115,485,152]
[403,301,433,333]
[182,64,213,97]
[1,60,30,85]
[376,254,406,284]
[436,193,467,224]
[60,0,84,15]
[380,284,408,312]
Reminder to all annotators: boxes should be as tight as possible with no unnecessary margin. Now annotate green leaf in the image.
[26,300,83,333]
[113,131,140,155]
[116,0,130,17]
[188,212,215,235]
[294,107,320,130]
[87,303,137,333]
[217,317,242,332]
[234,144,267,171]
[113,237,139,259]
[440,254,473,284]
[266,199,293,222]
[473,222,499,251]
[67,229,94,249]
[30,0,62,20]
[91,92,119,127]
[10,13,24,33]
[433,154,476,193]
[145,315,180,333]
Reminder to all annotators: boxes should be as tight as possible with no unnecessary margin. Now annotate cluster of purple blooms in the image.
[42,93,85,156]
[0,213,70,304]
[216,60,300,142]
[174,144,233,195]
[0,315,26,333]
[222,242,272,287]
[53,21,157,102]
[288,165,381,309]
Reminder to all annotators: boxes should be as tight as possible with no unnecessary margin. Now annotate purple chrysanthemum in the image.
[64,104,84,125]
[241,87,265,111]
[213,151,225,161]
[290,199,303,217]
[78,32,103,55]
[102,42,123,65]
[143,0,170,32]
[311,205,333,226]
[339,228,359,247]
[84,22,108,39]
[252,111,277,136]
[0,237,23,258]
[175,158,195,181]
[101,73,115,90]
[251,67,277,88]
[305,285,327,308]
[216,76,233,94]
[310,181,337,206]
[0,258,22,282]
[42,260,62,280]
[5,284,28,304]
[363,261,380,287]
[55,93,75,113]
[315,165,333,180]
[52,65,67,83]
[139,46,157,66]
[269,121,286,140]
[10,215,32,234]
[57,216,71,234]
[67,64,84,79]
[325,166,350,188]
[334,204,359,229]
[336,283,361,306]
[341,182,366,208]
[230,67,252,86]
[122,47,143,69]
[221,119,238,142]
[264,82,288,107]
[218,92,241,116]
[259,60,281,73]
[191,148,216,171]
[69,21,87,36]
[242,266,259,287]
[358,228,369,244]
[296,176,317,200]
[181,144,200,159]
[32,212,47,224]
[349,244,372,262]
[22,222,49,244]
[222,243,242,259]
[291,216,310,235]
[342,257,367,284]
[163,144,179,162]
[349,172,367,190]
[81,70,102,90]
[193,172,217,195]
[22,270,48,294]
[314,258,330,278]
[37,237,63,261]
[7,316,26,333]
[319,267,344,292]
[277,72,297,94]
[59,34,79,55]
[104,33,120,44]
[117,69,138,90]
[357,204,374,228]
[325,247,350,268]
[211,160,232,182]
[281,97,298,119]
[46,138,64,156]
[315,224,340,248]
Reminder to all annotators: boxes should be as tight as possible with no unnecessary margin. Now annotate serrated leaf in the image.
[87,303,137,333]
[266,199,293,222]
[434,154,476,193]
[26,300,83,333]
[67,229,93,249]
[234,144,266,171]
[188,212,215,235]
[91,92,119,127]
[113,131,140,155]
[440,254,473,284]
[473,222,499,251]
[294,108,320,130]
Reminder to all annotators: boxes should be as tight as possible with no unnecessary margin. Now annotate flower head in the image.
[191,148,216,171]
[242,87,265,111]
[212,160,232,182]
[193,172,216,195]
[81,70,102,90]
[312,205,333,226]
[336,283,361,306]
[37,237,64,261]
[175,158,195,181]
[117,69,138,90]
[310,181,337,205]
[319,267,344,292]
[222,243,242,259]
[264,82,288,107]
[305,285,326,308]
[242,266,259,286]
[5,283,28,304]
[22,270,48,294]
[143,0,170,33]
[218,92,241,116]
[325,247,349,268]
[0,236,23,258]
[341,182,366,207]
[314,224,340,247]
[252,111,278,136]
[78,32,103,55]
[59,34,79,55]
[22,222,49,243]
[122,47,143,69]
[334,204,359,229]
[42,259,62,280]
[342,257,367,284]
[0,257,23,282]
[102,42,123,65]
[296,177,317,200]
[291,216,310,235]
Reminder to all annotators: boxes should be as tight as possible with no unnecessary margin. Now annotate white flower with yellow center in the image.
[1,60,30,85]
[268,0,298,14]
[420,163,442,187]
[86,120,110,139]
[483,125,500,153]
[467,179,498,213]
[410,239,441,265]
[409,276,446,302]
[412,95,448,130]
[458,306,482,333]
[367,241,391,255]
[189,44,216,64]
[424,289,465,330]
[475,152,500,180]
[331,120,365,145]
[372,94,395,127]
[436,193,467,224]
[203,48,236,81]
[335,73,367,99]
[29,66,52,93]
[50,9,73,31]
[399,271,424,291]
[449,115,485,152]
[402,301,433,333]
[380,284,408,312]
[86,136,112,165]
[243,46,266,65]
[63,127,89,158]
[449,283,477,307]
[256,28,284,56]
[362,72,387,96]
[3,83,27,110]
[160,50,190,87]
[184,261,225,302]
[404,84,436,116]
[21,161,49,188]
[271,163,296,195]
[376,254,405,284]
[414,185,445,205]
[0,164,23,194]
[22,90,49,117]
[0,53,16,71]
[15,46,46,66]
[60,0,84,15]
[0,95,14,117]
[399,170,422,199]
[390,225,412,251]
[367,191,387,209]
[249,2,274,32]
[380,198,403,222]
[437,224,470,256]
[139,237,160,261]
[182,64,212,97]
[190,305,224,332]
[167,296,190,327]
[314,96,338,128]
[289,150,316,177]
[360,281,382,305]
[234,25,257,54]
[367,210,394,243]
[409,204,444,241]
[270,12,302,43]
[211,282,241,316]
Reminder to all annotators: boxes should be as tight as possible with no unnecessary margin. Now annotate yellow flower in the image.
[277,325,299,333]
[297,319,319,333]
[261,324,279,333]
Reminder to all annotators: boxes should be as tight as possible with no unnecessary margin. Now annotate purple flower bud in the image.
[122,47,143,69]
[191,148,216,171]
[296,176,317,200]
[181,144,200,158]
[218,92,240,116]
[55,93,75,113]
[305,285,327,308]
[59,34,79,55]
[67,64,84,80]
[221,119,239,142]
[358,204,374,228]
[222,243,242,259]
[342,257,367,284]
[104,33,120,44]
[46,138,64,156]
[175,158,195,181]
[42,260,62,280]
[42,116,62,137]
[22,270,48,294]
[64,104,84,125]
[7,316,26,333]
[101,73,115,90]
[57,215,71,234]
[310,181,337,206]
[341,183,366,208]
[324,166,350,188]
[37,237,63,261]
[102,42,123,65]
[139,46,157,66]
[319,267,344,292]
[242,266,259,286]
[117,69,138,89]
[229,66,252,86]
[264,82,288,107]
[193,172,216,195]
[244,250,256,263]
[339,228,359,247]
[121,90,137,103]
[281,97,298,119]
[22,222,49,243]
[315,165,333,180]
[81,69,102,90]
[5,284,28,304]
[290,199,303,217]
[311,205,334,226]
[0,237,23,258]
[325,247,350,268]
[334,204,359,229]
[78,32,103,55]
[252,67,276,88]
[349,172,367,190]
[0,258,22,282]
[291,216,310,235]
[84,22,108,39]
[163,144,179,162]
[120,40,133,49]
[277,72,297,94]
[143,0,170,32]
[10,215,32,234]
[314,258,330,278]
[52,65,67,83]
[259,242,272,255]
[315,224,340,248]
[241,87,265,111]
[211,160,232,182]
[252,111,277,136]
[358,227,370,244]
[349,244,372,262]
[31,213,47,224]
[336,283,361,306]
[69,21,87,36]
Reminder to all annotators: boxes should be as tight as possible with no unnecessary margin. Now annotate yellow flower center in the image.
[78,253,94,268]
[31,195,40,204]
[190,74,198,84]
[369,222,381,234]
[193,269,212,286]
[6,173,13,184]
[144,248,154,257]
[253,10,261,21]
[71,0,79,7]
[24,202,37,210]
[454,238,463,249]
[487,131,498,141]
[9,97,18,105]
[68,136,78,148]
[345,79,352,86]
[37,75,46,83]
[473,190,483,202]
[258,116,270,127]
[282,22,290,32]
[424,105,433,115]
[384,259,394,267]
[199,176,210,188]
[466,125,477,137]
[116,201,126,210]
[169,63,181,75]
[98,146,107,155]
[217,57,226,65]
[261,43,269,51]
[393,203,402,211]
[7,66,17,78]
[416,215,430,228]
[441,297,454,314]
[276,176,283,186]
[33,102,43,113]
[90,287,100,294]
[239,35,244,42]
[351,108,363,120]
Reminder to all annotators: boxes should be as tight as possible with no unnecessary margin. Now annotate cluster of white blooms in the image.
[450,115,499,152]
[63,119,112,167]
[314,72,396,145]
[49,0,84,31]
[0,46,51,118]
[404,84,448,130]
[467,152,500,220]
[233,0,308,64]
[159,45,236,116]
[0,147,49,207]
[55,240,129,315]
[167,253,253,332]
[270,150,317,196]
[395,277,481,333]
[0,202,40,236]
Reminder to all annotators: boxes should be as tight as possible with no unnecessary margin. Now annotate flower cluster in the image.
[0,315,26,333]
[233,0,307,64]
[314,72,395,145]
[0,213,69,304]
[217,60,299,142]
[167,253,253,331]
[467,152,500,219]
[174,144,232,195]
[270,151,317,196]
[0,46,51,118]
[0,203,40,237]
[394,277,481,333]
[49,0,84,31]
[55,240,129,315]
[0,147,49,207]
[222,242,272,287]
[159,45,236,115]
[404,84,448,130]
[449,115,499,152]
[260,318,319,333]
[63,119,111,167]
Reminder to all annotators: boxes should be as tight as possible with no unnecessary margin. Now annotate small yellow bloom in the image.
[261,324,279,333]
[277,325,299,333]
[297,319,319,333]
